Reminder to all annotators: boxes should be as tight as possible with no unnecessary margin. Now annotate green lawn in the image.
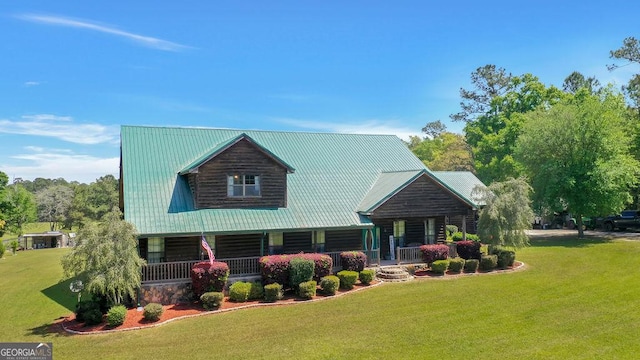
[1,236,640,359]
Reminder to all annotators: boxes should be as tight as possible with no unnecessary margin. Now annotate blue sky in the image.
[1,1,638,183]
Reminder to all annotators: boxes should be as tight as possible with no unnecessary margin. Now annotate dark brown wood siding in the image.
[448,213,478,234]
[371,174,472,219]
[165,237,200,262]
[216,233,267,258]
[283,232,312,253]
[325,230,362,252]
[376,217,446,259]
[192,138,288,209]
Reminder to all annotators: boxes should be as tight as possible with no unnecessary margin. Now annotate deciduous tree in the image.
[61,207,145,305]
[515,89,640,237]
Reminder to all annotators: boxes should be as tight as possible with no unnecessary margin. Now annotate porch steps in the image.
[376,266,413,282]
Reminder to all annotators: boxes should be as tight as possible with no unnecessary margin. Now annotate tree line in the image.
[409,37,640,237]
[0,174,119,237]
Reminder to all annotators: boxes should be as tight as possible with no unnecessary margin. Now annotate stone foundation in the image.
[140,281,193,305]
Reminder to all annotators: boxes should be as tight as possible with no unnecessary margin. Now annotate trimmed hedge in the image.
[448,257,465,273]
[320,276,340,295]
[200,292,224,310]
[259,253,332,287]
[359,269,375,285]
[463,259,479,273]
[190,261,230,297]
[480,255,498,272]
[264,283,284,303]
[340,251,367,272]
[456,240,482,260]
[249,281,264,300]
[143,303,164,321]
[290,257,315,289]
[430,259,449,275]
[419,244,449,264]
[298,280,317,299]
[337,270,359,290]
[75,300,101,323]
[491,247,517,269]
[106,305,127,327]
[229,281,252,302]
[446,225,459,237]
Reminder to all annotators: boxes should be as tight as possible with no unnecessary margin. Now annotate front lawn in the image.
[1,236,640,359]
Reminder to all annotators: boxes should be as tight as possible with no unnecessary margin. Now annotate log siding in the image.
[190,139,288,209]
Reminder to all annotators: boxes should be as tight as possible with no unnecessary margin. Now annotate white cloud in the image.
[24,81,40,87]
[16,13,190,52]
[275,117,420,141]
[1,147,119,184]
[0,114,118,145]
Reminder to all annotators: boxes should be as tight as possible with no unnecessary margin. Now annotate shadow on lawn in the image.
[26,320,72,338]
[41,278,78,313]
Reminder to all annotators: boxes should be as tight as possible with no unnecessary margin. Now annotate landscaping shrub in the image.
[456,240,482,260]
[229,281,252,302]
[106,305,127,327]
[480,255,498,272]
[10,240,19,255]
[446,225,458,238]
[259,253,333,286]
[143,303,164,321]
[463,259,479,273]
[359,269,375,285]
[340,251,367,272]
[300,253,333,281]
[248,281,264,300]
[290,257,315,289]
[264,283,284,302]
[75,299,108,324]
[337,270,359,290]
[430,259,450,275]
[298,280,317,299]
[190,261,230,297]
[0,241,5,259]
[448,257,465,273]
[451,231,465,241]
[491,247,517,269]
[419,244,449,264]
[200,292,224,310]
[320,276,340,295]
[466,234,480,242]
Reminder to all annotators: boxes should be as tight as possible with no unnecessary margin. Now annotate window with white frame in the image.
[228,175,261,197]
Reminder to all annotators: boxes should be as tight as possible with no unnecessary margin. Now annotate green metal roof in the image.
[357,170,423,214]
[121,126,431,236]
[432,171,486,207]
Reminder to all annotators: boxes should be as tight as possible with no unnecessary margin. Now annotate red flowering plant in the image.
[190,261,230,298]
[259,253,333,287]
[340,251,367,272]
[419,244,449,264]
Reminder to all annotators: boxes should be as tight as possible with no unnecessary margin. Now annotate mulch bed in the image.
[60,281,380,334]
[413,261,524,277]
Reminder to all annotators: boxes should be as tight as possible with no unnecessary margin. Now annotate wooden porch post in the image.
[462,215,467,240]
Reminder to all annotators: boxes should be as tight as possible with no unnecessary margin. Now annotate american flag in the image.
[201,235,214,265]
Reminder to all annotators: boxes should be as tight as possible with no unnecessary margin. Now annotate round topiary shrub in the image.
[200,292,224,310]
[456,240,482,260]
[491,247,517,269]
[430,259,450,275]
[290,257,315,289]
[359,269,375,285]
[106,305,127,327]
[448,257,465,273]
[463,259,479,273]
[337,270,359,290]
[75,300,102,323]
[298,280,317,300]
[248,281,264,300]
[480,255,498,272]
[229,281,252,302]
[143,303,164,321]
[190,261,230,297]
[340,251,367,272]
[264,283,283,303]
[320,275,340,295]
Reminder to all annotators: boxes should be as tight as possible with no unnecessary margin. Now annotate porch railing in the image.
[141,249,382,284]
[395,243,458,265]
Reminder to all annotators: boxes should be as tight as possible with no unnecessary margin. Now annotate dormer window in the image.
[228,175,261,197]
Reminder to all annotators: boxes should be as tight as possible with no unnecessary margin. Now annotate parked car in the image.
[603,210,640,231]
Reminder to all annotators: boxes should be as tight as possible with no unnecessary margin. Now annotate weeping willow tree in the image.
[61,207,146,305]
[474,177,534,249]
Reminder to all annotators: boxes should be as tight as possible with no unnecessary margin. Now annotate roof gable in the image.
[432,171,486,207]
[178,133,295,175]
